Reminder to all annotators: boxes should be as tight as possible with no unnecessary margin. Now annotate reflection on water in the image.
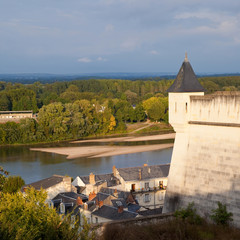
[0,139,173,184]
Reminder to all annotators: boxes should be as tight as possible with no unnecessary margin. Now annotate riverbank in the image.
[31,133,175,159]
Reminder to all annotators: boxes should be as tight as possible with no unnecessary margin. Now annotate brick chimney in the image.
[76,196,83,205]
[139,169,142,180]
[112,165,117,177]
[118,206,124,213]
[89,191,96,201]
[113,188,118,198]
[89,172,95,185]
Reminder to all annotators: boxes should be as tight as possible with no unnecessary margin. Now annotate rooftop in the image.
[92,205,138,221]
[167,53,205,93]
[23,175,66,190]
[117,164,170,182]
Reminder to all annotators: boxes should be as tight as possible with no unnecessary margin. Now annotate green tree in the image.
[134,104,146,122]
[9,88,38,112]
[38,102,68,140]
[0,167,9,192]
[2,176,25,194]
[0,93,11,111]
[143,97,166,122]
[0,188,80,240]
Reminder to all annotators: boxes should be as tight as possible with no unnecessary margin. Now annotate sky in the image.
[0,0,240,74]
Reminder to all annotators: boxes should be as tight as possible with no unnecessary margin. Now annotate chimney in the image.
[118,206,124,213]
[88,191,96,201]
[113,189,118,198]
[112,165,117,177]
[139,169,142,180]
[76,196,83,205]
[83,202,88,210]
[99,200,104,208]
[143,163,148,167]
[89,172,95,185]
[96,199,104,209]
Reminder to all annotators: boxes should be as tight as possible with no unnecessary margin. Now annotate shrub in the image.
[174,202,203,224]
[210,202,233,226]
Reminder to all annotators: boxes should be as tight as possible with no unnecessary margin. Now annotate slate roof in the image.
[99,187,129,199]
[138,207,163,216]
[53,192,88,204]
[92,192,111,202]
[92,205,138,220]
[111,199,128,208]
[117,164,170,182]
[23,175,65,190]
[80,173,118,187]
[127,203,141,212]
[167,55,205,93]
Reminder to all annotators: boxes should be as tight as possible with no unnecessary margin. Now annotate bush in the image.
[210,202,233,226]
[174,202,203,224]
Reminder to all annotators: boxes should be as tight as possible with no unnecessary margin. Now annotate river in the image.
[0,138,173,184]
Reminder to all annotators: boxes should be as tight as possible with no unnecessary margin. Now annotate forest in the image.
[0,75,239,144]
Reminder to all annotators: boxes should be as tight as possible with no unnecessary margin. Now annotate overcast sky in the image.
[0,0,240,74]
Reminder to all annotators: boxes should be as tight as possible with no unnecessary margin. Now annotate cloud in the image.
[97,57,107,61]
[77,57,92,63]
[149,50,158,55]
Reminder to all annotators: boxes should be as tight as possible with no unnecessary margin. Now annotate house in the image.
[0,110,33,123]
[113,164,170,209]
[72,172,120,195]
[72,163,170,210]
[23,175,74,199]
[91,205,138,224]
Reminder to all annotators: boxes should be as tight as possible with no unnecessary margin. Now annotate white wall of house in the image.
[135,190,166,209]
[72,176,85,187]
[47,177,72,199]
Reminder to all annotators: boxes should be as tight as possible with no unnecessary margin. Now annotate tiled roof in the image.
[92,205,138,220]
[117,164,170,181]
[167,56,205,93]
[23,175,65,190]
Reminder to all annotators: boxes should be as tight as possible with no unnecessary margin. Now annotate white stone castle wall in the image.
[164,92,240,226]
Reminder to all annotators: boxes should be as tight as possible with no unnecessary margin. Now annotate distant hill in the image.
[0,72,239,84]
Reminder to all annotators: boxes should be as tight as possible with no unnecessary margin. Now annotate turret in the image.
[167,53,205,132]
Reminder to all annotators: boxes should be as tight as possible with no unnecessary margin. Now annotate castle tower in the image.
[167,53,205,132]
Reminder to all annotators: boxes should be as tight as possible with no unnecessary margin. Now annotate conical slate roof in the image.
[167,54,205,92]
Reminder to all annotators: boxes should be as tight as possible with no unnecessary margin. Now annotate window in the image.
[145,182,149,190]
[95,217,98,223]
[131,184,135,192]
[186,102,188,113]
[145,194,150,202]
[159,192,164,201]
[159,181,163,189]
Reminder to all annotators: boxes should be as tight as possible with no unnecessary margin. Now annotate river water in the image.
[0,138,173,184]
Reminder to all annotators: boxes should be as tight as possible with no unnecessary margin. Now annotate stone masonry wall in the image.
[164,92,240,227]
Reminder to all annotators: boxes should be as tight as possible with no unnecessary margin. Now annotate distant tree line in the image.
[0,76,239,144]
